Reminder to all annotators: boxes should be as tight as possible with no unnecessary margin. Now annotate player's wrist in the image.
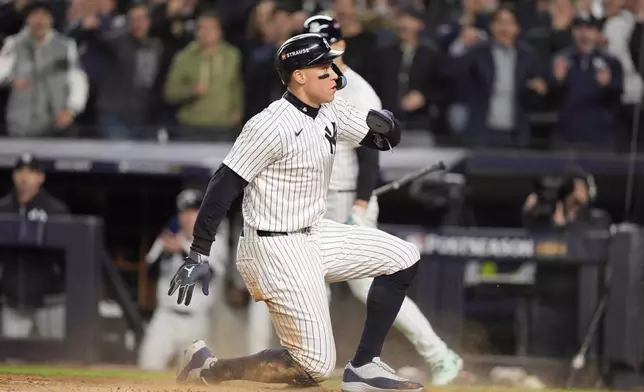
[188,249,209,263]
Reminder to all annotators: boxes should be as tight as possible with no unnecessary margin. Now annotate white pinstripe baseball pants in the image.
[235,219,420,381]
[325,191,449,365]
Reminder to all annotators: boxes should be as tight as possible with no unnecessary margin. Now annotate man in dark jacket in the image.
[551,14,623,149]
[0,152,69,339]
[73,3,164,140]
[373,8,443,131]
[447,6,547,147]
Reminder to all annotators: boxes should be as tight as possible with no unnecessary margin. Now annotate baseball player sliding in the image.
[169,32,426,392]
[303,15,463,386]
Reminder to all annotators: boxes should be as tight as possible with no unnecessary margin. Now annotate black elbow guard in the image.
[365,109,402,150]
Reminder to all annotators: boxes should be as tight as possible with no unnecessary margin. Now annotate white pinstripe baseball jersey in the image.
[223,92,370,232]
[329,67,382,192]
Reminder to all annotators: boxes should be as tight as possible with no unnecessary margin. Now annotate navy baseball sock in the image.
[351,262,419,368]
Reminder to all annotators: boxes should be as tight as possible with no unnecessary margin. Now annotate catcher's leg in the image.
[179,230,335,385]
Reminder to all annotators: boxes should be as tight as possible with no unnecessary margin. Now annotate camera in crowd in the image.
[524,166,598,228]
[530,175,574,220]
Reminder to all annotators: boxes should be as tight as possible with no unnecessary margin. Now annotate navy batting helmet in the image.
[302,15,342,44]
[275,33,347,89]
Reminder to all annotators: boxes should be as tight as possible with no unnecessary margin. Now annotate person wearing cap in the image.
[551,13,623,149]
[0,152,69,339]
[0,152,69,220]
[137,189,229,371]
[0,0,88,137]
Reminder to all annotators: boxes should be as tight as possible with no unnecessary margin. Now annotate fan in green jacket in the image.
[164,11,243,134]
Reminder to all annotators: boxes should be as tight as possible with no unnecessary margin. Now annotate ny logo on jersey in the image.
[324,122,337,154]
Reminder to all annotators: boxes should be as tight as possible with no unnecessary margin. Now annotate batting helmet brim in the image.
[305,49,344,68]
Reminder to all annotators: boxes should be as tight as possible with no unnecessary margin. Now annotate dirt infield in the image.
[0,373,615,392]
[0,365,611,392]
[0,374,332,392]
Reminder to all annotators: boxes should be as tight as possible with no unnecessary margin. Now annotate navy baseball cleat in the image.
[176,340,217,384]
[341,357,424,392]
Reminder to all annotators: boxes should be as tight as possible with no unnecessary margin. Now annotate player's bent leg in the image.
[178,339,318,386]
[321,220,420,283]
[320,220,423,391]
[347,278,450,364]
[179,232,336,386]
[346,275,462,385]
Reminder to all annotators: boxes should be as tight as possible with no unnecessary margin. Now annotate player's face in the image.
[13,167,44,196]
[178,209,198,237]
[300,63,338,104]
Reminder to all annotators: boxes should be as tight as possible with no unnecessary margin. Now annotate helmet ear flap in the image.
[332,63,347,90]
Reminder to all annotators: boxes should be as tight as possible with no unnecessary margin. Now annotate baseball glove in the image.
[225,278,251,309]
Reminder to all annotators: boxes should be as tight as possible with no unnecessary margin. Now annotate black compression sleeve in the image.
[191,164,248,255]
[355,146,379,201]
[359,128,401,151]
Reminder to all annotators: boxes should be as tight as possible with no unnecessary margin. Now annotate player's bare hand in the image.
[346,198,379,227]
[161,230,184,253]
[168,251,213,306]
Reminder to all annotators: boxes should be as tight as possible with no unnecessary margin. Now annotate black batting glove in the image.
[168,250,213,306]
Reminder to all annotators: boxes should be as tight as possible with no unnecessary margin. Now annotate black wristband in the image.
[190,236,211,257]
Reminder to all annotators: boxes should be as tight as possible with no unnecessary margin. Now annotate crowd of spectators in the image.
[1,0,644,150]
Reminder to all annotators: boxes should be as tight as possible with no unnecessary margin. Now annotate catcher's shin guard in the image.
[201,348,318,387]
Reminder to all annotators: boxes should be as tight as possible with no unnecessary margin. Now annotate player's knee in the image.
[306,356,336,382]
[290,346,336,383]
[395,260,419,286]
[401,239,421,268]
